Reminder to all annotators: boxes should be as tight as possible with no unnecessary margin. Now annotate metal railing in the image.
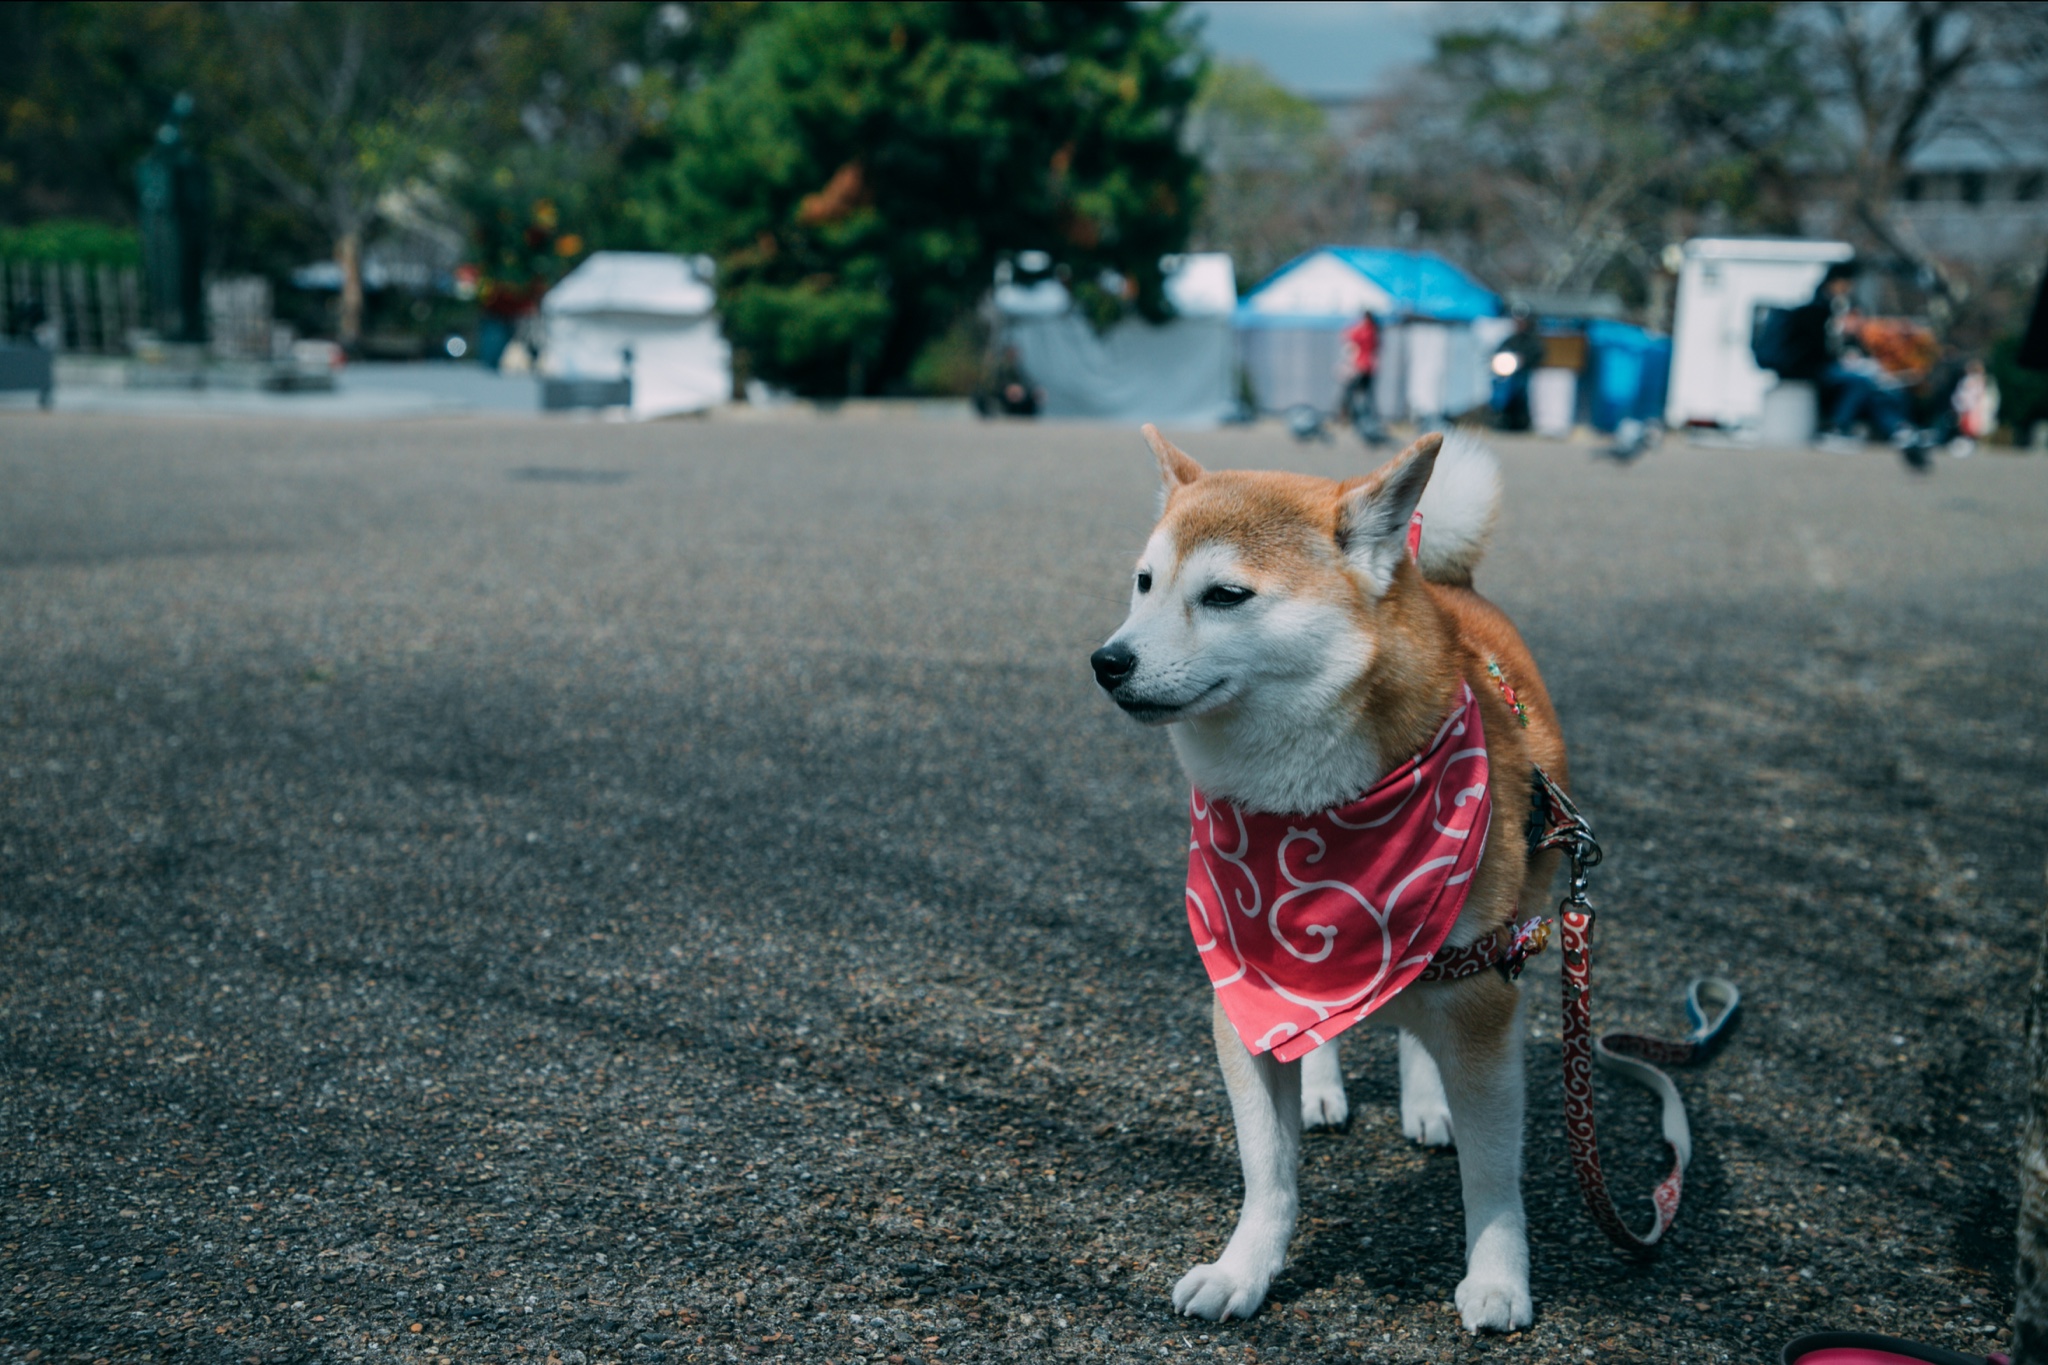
[0,260,143,354]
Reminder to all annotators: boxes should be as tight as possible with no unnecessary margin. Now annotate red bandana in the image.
[1185,682,1492,1063]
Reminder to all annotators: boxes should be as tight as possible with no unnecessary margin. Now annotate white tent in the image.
[992,253,1237,426]
[539,252,730,419]
[1232,247,1506,423]
[1666,237,1853,430]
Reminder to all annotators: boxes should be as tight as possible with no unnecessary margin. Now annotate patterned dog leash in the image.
[1535,766,1740,1252]
[1420,767,1741,1253]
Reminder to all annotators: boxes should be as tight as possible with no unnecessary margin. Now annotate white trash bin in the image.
[1530,367,1577,437]
[1758,380,1818,448]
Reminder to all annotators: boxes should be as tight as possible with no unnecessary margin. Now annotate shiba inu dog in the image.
[1090,426,1568,1333]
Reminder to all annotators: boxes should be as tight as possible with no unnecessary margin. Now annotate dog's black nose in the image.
[1091,642,1138,690]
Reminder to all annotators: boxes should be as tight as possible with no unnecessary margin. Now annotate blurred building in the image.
[1803,90,2048,276]
[1892,115,2048,272]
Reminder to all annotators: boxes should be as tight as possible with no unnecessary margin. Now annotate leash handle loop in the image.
[1684,976,1742,1046]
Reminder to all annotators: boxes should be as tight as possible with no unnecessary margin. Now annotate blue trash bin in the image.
[1586,321,1672,433]
[477,317,514,370]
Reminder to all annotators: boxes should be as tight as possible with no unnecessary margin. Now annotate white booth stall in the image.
[1665,237,1853,431]
[539,252,730,419]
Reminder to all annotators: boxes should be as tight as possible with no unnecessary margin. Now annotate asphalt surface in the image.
[3,413,2045,1365]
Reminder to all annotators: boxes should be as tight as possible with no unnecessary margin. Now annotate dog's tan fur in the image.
[1112,428,1565,1330]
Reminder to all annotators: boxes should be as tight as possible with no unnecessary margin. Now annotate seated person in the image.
[1774,263,1909,442]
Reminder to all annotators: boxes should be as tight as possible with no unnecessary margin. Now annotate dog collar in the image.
[1185,681,1492,1063]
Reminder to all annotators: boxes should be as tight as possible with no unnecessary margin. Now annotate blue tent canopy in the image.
[1236,246,1501,328]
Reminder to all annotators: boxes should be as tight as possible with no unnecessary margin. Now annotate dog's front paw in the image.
[1455,1273,1532,1333]
[1300,1082,1349,1129]
[1172,1259,1272,1321]
[1400,1096,1454,1146]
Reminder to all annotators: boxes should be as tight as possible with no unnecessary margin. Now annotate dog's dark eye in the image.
[1136,570,1152,594]
[1201,584,1254,608]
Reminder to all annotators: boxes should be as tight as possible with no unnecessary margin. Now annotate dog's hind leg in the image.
[1398,1029,1454,1146]
[1411,995,1531,1333]
[1173,998,1300,1321]
[1299,1040,1349,1129]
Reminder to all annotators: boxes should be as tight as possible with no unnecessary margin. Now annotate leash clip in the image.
[1563,853,1596,918]
[1530,762,1602,916]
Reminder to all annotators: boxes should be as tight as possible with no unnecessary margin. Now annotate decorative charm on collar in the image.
[1185,682,1492,1063]
[1486,658,1530,728]
[1419,915,1550,982]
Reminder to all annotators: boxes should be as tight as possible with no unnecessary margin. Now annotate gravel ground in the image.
[3,414,2045,1365]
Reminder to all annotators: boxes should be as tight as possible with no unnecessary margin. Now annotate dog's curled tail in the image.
[1415,429,1500,587]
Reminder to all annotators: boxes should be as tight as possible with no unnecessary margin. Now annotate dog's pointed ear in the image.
[1143,423,1204,497]
[1336,432,1441,594]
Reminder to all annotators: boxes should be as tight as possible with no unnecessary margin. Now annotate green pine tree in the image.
[637,1,1204,397]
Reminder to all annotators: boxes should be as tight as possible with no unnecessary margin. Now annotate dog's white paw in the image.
[1400,1097,1454,1146]
[1455,1273,1532,1333]
[1300,1083,1349,1129]
[1172,1259,1272,1321]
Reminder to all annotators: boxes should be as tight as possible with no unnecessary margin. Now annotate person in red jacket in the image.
[1341,310,1378,401]
[1339,310,1387,444]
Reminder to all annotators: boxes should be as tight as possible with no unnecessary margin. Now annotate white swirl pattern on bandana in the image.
[1186,683,1492,1063]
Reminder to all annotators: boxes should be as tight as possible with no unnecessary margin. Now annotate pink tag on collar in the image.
[1185,682,1491,1063]
[1407,508,1424,561]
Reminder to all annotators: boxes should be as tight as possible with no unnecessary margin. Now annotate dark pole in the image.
[2019,905,2048,1364]
[137,93,208,346]
[2019,256,2048,374]
[2018,510,2048,1362]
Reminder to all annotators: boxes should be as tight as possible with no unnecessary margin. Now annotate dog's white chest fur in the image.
[1167,703,1385,817]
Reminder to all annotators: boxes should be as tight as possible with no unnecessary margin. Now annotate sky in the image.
[1185,1,1456,98]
